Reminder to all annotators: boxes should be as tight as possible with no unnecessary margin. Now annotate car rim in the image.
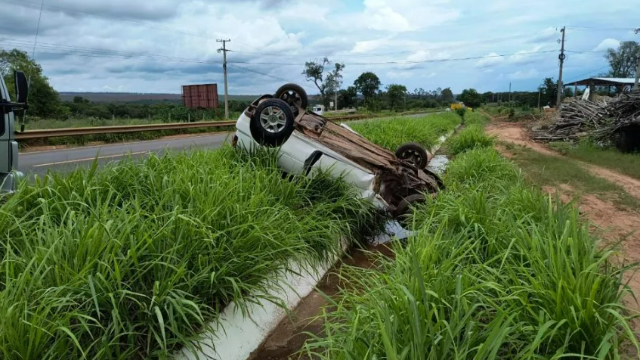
[401,150,422,166]
[280,90,302,107]
[259,106,287,133]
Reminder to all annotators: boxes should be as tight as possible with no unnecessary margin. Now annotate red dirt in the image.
[488,121,640,327]
[247,244,394,360]
[486,122,640,201]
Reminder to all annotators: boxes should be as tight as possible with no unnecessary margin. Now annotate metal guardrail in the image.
[15,121,237,140]
[14,111,433,140]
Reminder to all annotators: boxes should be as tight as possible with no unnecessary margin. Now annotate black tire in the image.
[395,143,429,169]
[275,83,309,113]
[395,194,427,226]
[249,99,295,147]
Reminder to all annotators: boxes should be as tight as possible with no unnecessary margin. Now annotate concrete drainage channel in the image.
[175,126,460,360]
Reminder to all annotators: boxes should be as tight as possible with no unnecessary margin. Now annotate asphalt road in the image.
[19,132,232,177]
[18,112,439,176]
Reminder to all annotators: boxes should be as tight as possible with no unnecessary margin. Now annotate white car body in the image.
[235,112,389,209]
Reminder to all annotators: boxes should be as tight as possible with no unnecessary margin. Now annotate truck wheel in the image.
[275,83,308,114]
[396,143,429,169]
[395,194,427,227]
[250,99,295,147]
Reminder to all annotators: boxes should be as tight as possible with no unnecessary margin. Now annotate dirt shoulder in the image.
[486,122,640,201]
[487,121,640,325]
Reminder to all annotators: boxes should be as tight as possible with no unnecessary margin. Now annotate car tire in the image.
[275,83,309,114]
[250,99,295,147]
[395,194,427,226]
[395,143,429,169]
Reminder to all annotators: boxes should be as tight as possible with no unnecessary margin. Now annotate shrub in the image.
[455,107,466,118]
[447,125,494,155]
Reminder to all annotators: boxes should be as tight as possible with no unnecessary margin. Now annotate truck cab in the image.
[0,71,28,192]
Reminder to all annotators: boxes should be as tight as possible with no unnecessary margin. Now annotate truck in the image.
[0,71,28,192]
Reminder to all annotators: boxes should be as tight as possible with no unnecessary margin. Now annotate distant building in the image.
[182,84,219,109]
[564,78,636,101]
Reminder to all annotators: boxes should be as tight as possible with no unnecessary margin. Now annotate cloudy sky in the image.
[0,0,637,95]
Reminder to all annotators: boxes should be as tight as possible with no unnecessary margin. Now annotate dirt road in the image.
[487,121,640,323]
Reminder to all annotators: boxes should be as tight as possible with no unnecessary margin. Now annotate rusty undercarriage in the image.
[243,95,444,215]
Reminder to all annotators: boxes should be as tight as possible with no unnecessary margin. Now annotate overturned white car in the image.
[233,84,444,219]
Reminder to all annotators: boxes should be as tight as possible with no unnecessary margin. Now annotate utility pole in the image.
[217,39,231,119]
[508,82,512,104]
[557,26,566,107]
[634,28,640,91]
[537,87,541,110]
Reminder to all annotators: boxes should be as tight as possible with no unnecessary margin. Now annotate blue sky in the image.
[1,0,637,95]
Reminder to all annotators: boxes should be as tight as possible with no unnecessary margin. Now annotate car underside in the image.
[235,84,445,219]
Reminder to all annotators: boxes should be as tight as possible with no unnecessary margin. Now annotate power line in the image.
[228,50,558,67]
[564,65,610,84]
[1,0,219,40]
[566,26,636,31]
[228,33,541,59]
[227,63,291,83]
[0,38,219,65]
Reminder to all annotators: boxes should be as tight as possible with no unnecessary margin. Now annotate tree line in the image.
[2,39,637,120]
[303,58,456,111]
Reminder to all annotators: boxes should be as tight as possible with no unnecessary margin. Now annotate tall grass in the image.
[349,113,461,151]
[304,147,637,359]
[0,147,380,359]
[447,125,494,155]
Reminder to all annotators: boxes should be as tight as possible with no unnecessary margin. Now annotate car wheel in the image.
[395,143,429,169]
[395,194,427,227]
[250,99,295,147]
[275,83,308,115]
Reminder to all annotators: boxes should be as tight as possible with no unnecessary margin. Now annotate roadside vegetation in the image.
[304,147,638,359]
[504,143,640,209]
[0,147,381,360]
[549,140,640,181]
[349,112,461,151]
[20,126,235,149]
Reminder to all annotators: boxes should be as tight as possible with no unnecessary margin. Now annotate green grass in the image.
[504,142,640,209]
[303,147,638,359]
[324,108,444,119]
[0,147,381,360]
[549,140,640,181]
[447,125,494,155]
[349,113,462,151]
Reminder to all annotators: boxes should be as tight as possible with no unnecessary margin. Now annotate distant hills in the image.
[59,92,259,103]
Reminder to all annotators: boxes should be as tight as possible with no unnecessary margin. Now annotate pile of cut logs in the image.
[533,92,640,142]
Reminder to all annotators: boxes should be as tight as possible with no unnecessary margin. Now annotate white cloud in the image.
[508,69,539,80]
[476,53,504,68]
[359,0,459,32]
[593,38,620,52]
[363,0,412,32]
[2,0,637,95]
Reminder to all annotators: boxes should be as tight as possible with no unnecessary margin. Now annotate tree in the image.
[541,77,558,107]
[0,49,64,118]
[458,88,482,109]
[564,87,574,98]
[605,41,640,78]
[302,57,345,108]
[325,63,345,109]
[337,86,357,109]
[354,72,381,105]
[386,84,407,111]
[440,87,454,104]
